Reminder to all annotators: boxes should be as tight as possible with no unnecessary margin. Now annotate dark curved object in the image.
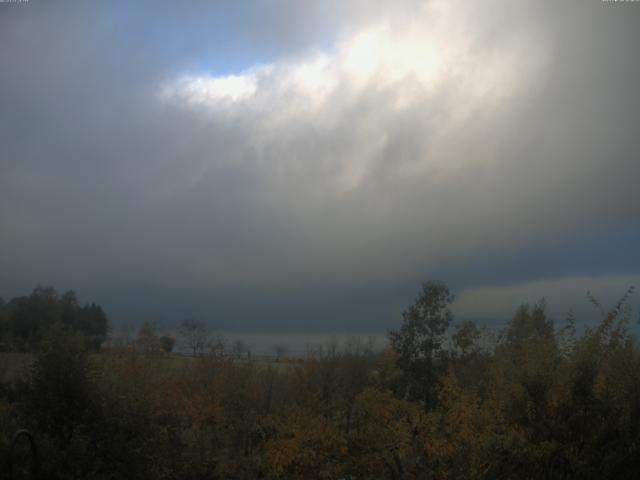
[7,429,38,480]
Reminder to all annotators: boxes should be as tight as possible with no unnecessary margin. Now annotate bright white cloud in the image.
[162,1,546,120]
[159,0,547,200]
[149,0,561,288]
[160,72,259,105]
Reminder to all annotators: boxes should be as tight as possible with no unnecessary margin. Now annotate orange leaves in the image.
[423,368,497,477]
[264,409,348,479]
[347,388,425,478]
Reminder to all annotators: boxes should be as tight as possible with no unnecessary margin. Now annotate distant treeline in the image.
[0,281,639,479]
[0,285,108,351]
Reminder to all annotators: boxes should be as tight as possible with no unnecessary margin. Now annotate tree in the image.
[179,318,209,357]
[19,323,100,478]
[504,301,554,349]
[452,320,482,359]
[24,323,98,450]
[264,410,348,479]
[209,332,226,358]
[389,281,454,408]
[0,286,109,351]
[232,339,247,359]
[136,320,160,354]
[160,335,176,354]
[272,343,288,362]
[76,302,109,351]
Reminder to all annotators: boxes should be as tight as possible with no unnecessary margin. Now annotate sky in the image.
[1,0,639,334]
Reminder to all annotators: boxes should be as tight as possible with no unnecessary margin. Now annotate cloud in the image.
[149,0,637,289]
[0,0,638,328]
[454,274,640,326]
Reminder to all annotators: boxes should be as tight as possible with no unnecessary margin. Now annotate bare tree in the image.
[209,333,226,358]
[272,343,288,362]
[232,339,247,360]
[179,318,209,357]
[136,320,160,355]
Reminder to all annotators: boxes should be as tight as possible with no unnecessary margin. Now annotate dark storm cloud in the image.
[1,1,639,330]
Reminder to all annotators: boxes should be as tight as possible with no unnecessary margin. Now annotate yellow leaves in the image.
[593,368,608,400]
[348,388,424,478]
[64,320,640,480]
[421,367,510,479]
[264,409,348,479]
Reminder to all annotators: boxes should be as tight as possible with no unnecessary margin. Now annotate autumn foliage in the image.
[1,284,640,478]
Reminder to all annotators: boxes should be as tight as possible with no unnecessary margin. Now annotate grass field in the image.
[0,350,299,386]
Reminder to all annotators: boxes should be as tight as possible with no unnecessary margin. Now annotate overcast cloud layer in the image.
[1,0,639,331]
